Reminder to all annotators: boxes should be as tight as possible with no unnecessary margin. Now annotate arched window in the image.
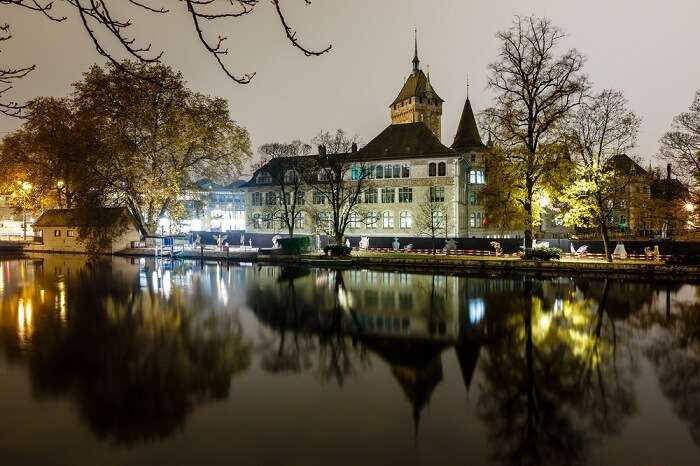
[383,211,394,228]
[384,165,393,178]
[366,212,378,229]
[438,162,446,176]
[428,162,436,177]
[400,211,412,229]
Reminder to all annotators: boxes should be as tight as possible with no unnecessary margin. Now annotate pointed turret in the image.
[412,28,420,73]
[452,95,485,151]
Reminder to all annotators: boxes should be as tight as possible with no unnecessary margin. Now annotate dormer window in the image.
[284,170,298,184]
[257,172,272,184]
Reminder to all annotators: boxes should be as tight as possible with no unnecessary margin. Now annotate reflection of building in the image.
[243,37,512,241]
[178,179,247,232]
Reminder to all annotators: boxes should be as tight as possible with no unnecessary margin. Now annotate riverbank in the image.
[106,247,700,279]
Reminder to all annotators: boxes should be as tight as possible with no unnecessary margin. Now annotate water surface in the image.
[1,255,699,465]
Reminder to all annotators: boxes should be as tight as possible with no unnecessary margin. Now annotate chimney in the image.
[667,163,672,180]
[666,163,672,201]
[318,144,326,156]
[351,142,357,153]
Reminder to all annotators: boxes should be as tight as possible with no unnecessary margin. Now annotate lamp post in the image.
[18,181,32,241]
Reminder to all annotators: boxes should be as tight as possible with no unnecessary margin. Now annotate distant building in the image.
[0,193,34,238]
[243,38,510,243]
[31,208,141,253]
[178,179,247,233]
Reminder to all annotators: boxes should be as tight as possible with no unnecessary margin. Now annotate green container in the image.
[277,236,311,255]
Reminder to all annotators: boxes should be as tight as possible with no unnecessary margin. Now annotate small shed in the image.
[32,207,141,254]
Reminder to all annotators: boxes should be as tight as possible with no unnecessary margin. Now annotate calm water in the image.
[1,255,699,466]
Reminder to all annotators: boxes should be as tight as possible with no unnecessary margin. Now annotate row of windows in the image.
[251,211,416,230]
[352,163,411,180]
[391,96,440,110]
[252,187,426,206]
[428,162,447,177]
[53,229,75,237]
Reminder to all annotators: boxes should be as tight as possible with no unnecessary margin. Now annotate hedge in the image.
[277,236,311,254]
[523,247,562,261]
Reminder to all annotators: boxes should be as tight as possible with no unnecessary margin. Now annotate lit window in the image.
[349,212,359,229]
[54,230,61,237]
[381,187,395,203]
[295,212,305,229]
[383,211,394,228]
[469,170,485,184]
[364,188,378,204]
[67,230,75,237]
[366,212,378,229]
[432,210,444,228]
[400,211,412,229]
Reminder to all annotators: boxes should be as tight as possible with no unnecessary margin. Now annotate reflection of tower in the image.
[363,337,447,437]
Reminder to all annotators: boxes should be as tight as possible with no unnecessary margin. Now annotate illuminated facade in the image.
[178,179,247,233]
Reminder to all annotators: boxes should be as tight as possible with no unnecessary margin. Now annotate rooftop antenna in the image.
[466,74,470,98]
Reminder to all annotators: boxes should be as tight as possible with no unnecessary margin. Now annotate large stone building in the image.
[243,40,507,244]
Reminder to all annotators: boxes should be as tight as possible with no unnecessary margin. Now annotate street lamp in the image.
[18,181,32,240]
[684,202,694,213]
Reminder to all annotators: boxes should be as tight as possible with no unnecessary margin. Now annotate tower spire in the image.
[412,28,419,72]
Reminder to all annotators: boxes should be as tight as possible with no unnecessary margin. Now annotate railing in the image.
[358,247,493,256]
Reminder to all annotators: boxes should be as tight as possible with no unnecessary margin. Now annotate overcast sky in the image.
[2,0,699,173]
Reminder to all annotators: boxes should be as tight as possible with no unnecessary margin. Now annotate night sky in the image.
[2,0,698,172]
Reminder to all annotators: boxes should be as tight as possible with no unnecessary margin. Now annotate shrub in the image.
[277,236,311,255]
[323,244,352,257]
[523,247,562,261]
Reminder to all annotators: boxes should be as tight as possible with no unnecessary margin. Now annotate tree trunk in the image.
[523,200,533,248]
[600,220,612,262]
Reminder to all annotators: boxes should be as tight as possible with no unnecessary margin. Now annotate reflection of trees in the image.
[1,258,252,445]
[251,267,369,387]
[645,301,700,445]
[477,280,637,466]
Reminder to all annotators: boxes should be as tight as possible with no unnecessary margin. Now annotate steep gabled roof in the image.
[33,207,134,228]
[391,70,443,107]
[355,122,457,160]
[651,178,689,200]
[451,96,485,151]
[607,154,648,177]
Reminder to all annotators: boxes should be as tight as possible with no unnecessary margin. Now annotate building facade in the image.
[178,179,247,233]
[243,42,510,243]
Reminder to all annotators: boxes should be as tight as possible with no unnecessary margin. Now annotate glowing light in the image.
[468,298,485,325]
[538,193,551,209]
[685,203,694,212]
[17,298,33,342]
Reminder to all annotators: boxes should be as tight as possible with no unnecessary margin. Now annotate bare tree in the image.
[560,90,642,261]
[660,90,700,191]
[415,187,448,255]
[482,15,589,247]
[1,0,331,113]
[258,140,311,238]
[305,129,368,246]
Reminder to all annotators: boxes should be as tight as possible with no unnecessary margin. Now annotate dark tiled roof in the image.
[451,97,485,151]
[355,122,457,160]
[607,154,648,177]
[651,178,689,200]
[391,70,443,106]
[33,207,134,228]
[240,156,316,188]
